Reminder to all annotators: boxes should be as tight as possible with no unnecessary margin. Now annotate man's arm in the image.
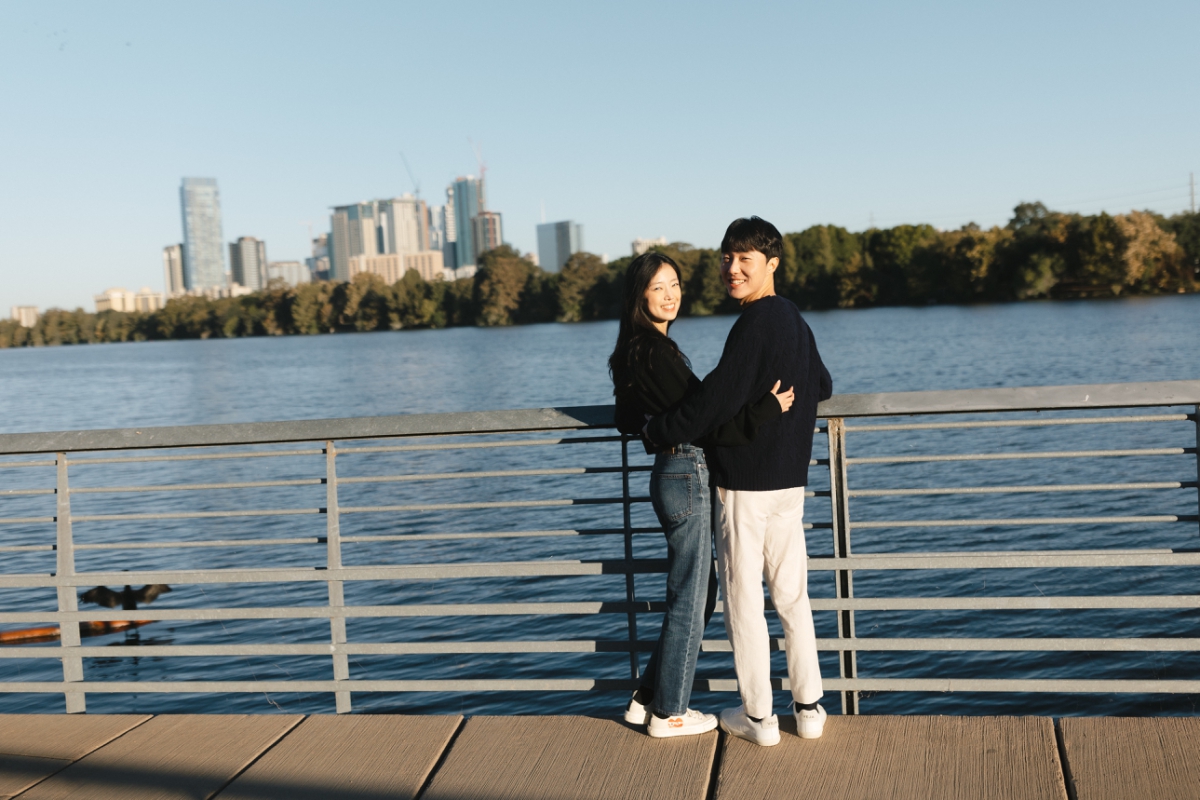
[645,319,766,446]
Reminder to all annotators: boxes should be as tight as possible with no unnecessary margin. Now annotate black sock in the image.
[632,687,654,705]
[795,700,820,712]
[747,714,763,722]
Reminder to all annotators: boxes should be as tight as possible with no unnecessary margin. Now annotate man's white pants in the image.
[717,486,822,718]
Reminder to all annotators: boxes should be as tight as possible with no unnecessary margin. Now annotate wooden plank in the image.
[1059,717,1200,800]
[0,715,149,799]
[715,715,1067,800]
[421,716,716,800]
[218,714,461,800]
[17,714,301,800]
[0,714,149,760]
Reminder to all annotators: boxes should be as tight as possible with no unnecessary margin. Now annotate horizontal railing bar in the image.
[5,637,1199,660]
[0,461,56,469]
[0,545,54,554]
[3,677,1200,694]
[337,435,624,454]
[850,481,1193,497]
[0,489,54,496]
[851,515,1197,528]
[70,479,324,494]
[342,527,665,543]
[339,497,649,514]
[848,447,1193,465]
[844,414,1193,432]
[75,537,324,551]
[4,594,1197,625]
[337,467,649,485]
[71,509,323,522]
[0,517,54,525]
[67,449,325,465]
[6,550,1200,588]
[0,560,674,588]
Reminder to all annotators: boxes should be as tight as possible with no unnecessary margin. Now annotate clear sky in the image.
[2,1,1197,313]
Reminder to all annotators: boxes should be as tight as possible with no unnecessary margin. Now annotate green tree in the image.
[474,246,538,326]
[556,252,608,322]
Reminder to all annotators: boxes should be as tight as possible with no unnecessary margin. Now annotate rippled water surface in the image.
[1,294,1198,717]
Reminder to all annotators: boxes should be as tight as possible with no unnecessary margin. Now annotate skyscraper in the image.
[329,202,378,282]
[162,244,185,297]
[452,176,483,270]
[179,178,227,290]
[229,236,268,290]
[442,186,458,270]
[472,211,504,261]
[537,221,584,273]
[329,197,443,284]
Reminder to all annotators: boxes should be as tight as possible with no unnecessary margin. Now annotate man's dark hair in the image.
[721,216,783,263]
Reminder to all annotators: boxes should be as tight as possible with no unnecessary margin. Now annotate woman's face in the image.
[643,264,681,326]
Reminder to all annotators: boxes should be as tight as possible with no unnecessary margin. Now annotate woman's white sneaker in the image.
[624,694,650,725]
[647,708,718,738]
[794,703,827,739]
[718,706,780,746]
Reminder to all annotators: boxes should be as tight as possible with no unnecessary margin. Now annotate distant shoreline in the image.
[5,203,1197,348]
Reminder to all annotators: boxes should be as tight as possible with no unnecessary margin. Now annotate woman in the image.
[609,252,793,738]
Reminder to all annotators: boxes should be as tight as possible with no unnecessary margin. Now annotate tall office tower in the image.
[329,202,379,282]
[306,234,330,281]
[537,221,584,273]
[451,176,484,269]
[162,244,185,297]
[179,178,227,290]
[471,211,504,261]
[229,236,268,290]
[428,205,446,252]
[442,186,458,270]
[377,195,429,254]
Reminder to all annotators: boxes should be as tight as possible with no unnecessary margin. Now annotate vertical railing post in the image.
[1194,405,1199,536]
[825,419,858,714]
[621,435,640,680]
[325,441,351,713]
[55,453,85,713]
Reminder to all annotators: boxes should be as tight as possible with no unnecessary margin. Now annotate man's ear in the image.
[767,257,779,272]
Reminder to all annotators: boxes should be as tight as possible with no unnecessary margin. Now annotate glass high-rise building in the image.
[452,176,483,269]
[537,220,584,272]
[180,178,227,290]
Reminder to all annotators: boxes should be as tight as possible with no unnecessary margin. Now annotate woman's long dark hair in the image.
[608,252,686,396]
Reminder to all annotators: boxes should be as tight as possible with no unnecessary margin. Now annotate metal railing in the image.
[1,380,1198,715]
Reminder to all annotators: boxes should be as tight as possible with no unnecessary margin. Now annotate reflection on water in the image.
[1,294,1198,717]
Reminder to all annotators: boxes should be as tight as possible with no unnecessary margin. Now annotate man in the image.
[644,216,832,746]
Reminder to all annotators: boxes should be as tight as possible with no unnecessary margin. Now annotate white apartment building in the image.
[9,306,38,328]
[632,237,669,256]
[95,288,165,313]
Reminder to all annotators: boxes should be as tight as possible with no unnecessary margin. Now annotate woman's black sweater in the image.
[613,337,781,454]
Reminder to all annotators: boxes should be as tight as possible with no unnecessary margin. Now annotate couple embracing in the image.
[609,216,832,747]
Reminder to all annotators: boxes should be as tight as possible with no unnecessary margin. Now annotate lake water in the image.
[1,294,1199,718]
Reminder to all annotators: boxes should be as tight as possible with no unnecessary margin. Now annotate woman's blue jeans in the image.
[638,444,718,717]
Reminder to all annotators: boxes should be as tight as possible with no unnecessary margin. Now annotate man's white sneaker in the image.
[624,694,650,725]
[795,703,826,739]
[718,706,780,746]
[648,708,718,738]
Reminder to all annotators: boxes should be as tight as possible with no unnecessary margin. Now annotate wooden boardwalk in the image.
[0,712,1196,799]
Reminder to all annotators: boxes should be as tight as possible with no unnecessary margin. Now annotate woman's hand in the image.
[770,380,795,412]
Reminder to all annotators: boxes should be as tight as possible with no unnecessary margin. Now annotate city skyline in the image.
[2,2,1197,313]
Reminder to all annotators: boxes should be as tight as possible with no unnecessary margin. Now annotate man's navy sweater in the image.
[645,295,832,491]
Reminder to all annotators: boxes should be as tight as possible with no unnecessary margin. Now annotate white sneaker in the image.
[718,705,780,746]
[795,703,827,739]
[648,708,718,738]
[624,694,650,725]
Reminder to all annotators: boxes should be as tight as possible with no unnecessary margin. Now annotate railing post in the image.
[621,435,639,680]
[826,419,858,714]
[325,441,351,713]
[55,453,85,713]
[1194,405,1199,535]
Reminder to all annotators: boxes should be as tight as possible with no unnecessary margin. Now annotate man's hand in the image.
[770,380,795,412]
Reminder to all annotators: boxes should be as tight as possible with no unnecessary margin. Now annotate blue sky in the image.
[1,1,1197,313]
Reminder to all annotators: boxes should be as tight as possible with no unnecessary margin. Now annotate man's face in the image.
[721,250,777,303]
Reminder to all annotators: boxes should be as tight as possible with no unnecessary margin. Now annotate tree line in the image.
[4,204,1198,348]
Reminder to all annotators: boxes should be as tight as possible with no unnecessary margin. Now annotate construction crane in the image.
[400,151,421,198]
